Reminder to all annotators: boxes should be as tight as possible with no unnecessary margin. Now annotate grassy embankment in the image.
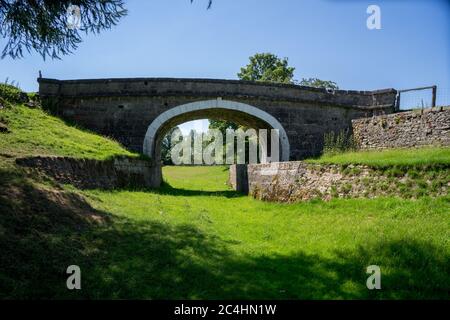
[0,87,448,299]
[307,147,450,167]
[0,104,136,160]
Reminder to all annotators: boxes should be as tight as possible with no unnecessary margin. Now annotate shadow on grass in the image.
[155,181,244,198]
[77,226,448,299]
[0,168,110,298]
[0,168,448,299]
[106,180,245,198]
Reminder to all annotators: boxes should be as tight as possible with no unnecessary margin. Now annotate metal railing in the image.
[396,85,441,111]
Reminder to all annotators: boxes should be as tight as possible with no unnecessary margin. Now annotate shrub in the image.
[0,81,27,104]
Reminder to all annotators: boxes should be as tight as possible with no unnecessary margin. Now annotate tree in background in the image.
[190,0,212,9]
[210,53,296,132]
[209,53,339,162]
[160,126,181,165]
[237,52,295,84]
[208,119,239,136]
[299,78,339,90]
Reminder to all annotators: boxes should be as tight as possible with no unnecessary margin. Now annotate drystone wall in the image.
[352,108,450,149]
[247,161,448,202]
[16,156,161,189]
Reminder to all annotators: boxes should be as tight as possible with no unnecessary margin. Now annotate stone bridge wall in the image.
[352,107,450,149]
[38,78,397,160]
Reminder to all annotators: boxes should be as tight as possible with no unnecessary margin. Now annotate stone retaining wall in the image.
[16,156,161,189]
[352,108,450,149]
[247,161,448,202]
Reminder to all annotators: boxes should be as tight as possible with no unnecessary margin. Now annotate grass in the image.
[82,167,450,299]
[0,100,449,299]
[162,165,232,192]
[0,104,137,160]
[1,162,448,299]
[306,146,450,167]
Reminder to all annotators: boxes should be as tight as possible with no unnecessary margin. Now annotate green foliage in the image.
[0,0,127,59]
[211,52,297,135]
[238,52,296,84]
[299,78,339,90]
[190,0,212,9]
[213,53,339,134]
[208,119,239,136]
[0,80,25,104]
[160,126,181,165]
[323,129,357,156]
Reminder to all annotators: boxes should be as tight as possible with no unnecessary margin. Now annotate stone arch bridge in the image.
[38,78,397,163]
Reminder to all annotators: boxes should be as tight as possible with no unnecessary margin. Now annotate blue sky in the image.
[1,0,449,132]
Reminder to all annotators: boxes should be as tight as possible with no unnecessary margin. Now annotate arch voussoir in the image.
[143,99,291,163]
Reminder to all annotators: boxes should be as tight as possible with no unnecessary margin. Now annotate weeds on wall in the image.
[323,129,357,155]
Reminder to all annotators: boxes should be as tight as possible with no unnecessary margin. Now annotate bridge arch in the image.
[143,98,291,163]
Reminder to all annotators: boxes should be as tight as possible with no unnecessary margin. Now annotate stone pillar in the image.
[146,163,162,188]
[228,164,249,194]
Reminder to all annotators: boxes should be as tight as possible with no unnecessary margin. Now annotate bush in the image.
[323,129,357,156]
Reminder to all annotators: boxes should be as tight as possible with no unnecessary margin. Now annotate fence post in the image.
[395,92,401,111]
[431,85,437,108]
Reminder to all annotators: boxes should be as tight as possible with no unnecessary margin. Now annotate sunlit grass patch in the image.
[306,146,450,167]
[0,104,136,160]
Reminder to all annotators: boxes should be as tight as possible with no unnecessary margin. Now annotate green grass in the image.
[307,147,450,167]
[80,167,449,299]
[2,163,448,299]
[0,82,24,106]
[162,165,232,191]
[0,104,136,160]
[0,101,449,299]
